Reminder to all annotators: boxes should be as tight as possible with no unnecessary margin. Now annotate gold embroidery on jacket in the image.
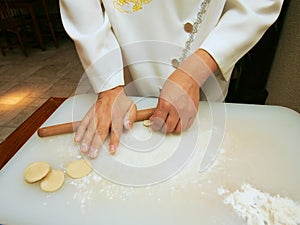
[113,0,152,13]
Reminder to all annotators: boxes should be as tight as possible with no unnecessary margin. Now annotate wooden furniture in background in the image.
[0,0,33,56]
[0,0,63,56]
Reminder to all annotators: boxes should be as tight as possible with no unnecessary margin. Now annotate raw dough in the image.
[24,162,51,183]
[40,170,65,192]
[143,119,152,127]
[66,159,92,179]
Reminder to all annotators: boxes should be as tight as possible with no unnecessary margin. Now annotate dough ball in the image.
[40,170,65,192]
[24,162,51,183]
[66,159,92,179]
[143,119,152,127]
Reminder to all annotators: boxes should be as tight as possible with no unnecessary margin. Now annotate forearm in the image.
[200,0,284,81]
[59,0,124,93]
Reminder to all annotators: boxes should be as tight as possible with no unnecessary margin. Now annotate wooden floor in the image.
[0,37,85,142]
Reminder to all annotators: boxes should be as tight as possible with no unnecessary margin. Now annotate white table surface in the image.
[0,94,299,225]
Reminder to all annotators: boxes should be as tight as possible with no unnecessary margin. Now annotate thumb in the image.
[123,104,137,130]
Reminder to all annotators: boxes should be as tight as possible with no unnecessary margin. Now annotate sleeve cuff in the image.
[86,68,125,93]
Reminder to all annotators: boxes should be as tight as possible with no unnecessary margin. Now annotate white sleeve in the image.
[59,0,124,93]
[200,0,284,81]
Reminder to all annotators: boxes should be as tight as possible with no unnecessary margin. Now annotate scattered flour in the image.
[218,184,300,225]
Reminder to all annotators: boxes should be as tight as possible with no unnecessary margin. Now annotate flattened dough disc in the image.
[66,159,92,179]
[40,170,65,192]
[24,162,51,183]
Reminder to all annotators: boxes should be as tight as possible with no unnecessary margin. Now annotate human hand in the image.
[150,70,200,134]
[150,49,218,134]
[74,86,137,158]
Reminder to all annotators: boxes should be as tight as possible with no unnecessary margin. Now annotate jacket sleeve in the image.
[59,0,124,93]
[200,0,284,81]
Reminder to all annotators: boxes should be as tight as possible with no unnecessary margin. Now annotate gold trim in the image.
[113,0,152,13]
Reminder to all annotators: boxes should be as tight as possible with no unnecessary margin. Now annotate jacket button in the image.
[184,22,193,33]
[171,58,180,68]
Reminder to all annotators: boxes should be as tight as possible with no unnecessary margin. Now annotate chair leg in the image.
[42,0,59,48]
[16,31,28,57]
[28,7,45,51]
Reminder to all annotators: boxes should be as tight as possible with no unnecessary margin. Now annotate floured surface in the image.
[218,184,300,225]
[0,94,300,225]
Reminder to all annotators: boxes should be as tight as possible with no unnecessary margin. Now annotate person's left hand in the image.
[150,69,200,134]
[150,49,218,134]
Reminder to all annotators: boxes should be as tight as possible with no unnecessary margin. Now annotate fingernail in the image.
[124,120,131,129]
[81,143,88,153]
[88,148,98,158]
[109,145,116,155]
[74,134,81,142]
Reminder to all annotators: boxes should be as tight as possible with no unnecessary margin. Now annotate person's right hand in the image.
[74,86,137,158]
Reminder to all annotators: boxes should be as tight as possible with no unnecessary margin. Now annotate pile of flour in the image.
[218,184,300,225]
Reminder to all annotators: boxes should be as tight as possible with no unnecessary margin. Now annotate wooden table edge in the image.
[0,97,67,170]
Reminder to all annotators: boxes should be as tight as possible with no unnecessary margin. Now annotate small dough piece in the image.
[24,162,51,183]
[66,159,92,179]
[40,170,64,192]
[143,119,152,127]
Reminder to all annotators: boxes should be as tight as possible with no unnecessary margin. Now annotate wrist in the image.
[98,85,124,99]
[179,49,219,87]
[194,49,219,73]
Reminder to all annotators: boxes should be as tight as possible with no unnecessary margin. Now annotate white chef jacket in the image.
[60,0,283,101]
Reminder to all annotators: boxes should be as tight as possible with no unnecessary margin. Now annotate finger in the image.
[151,114,167,131]
[88,127,109,158]
[74,115,90,142]
[123,104,137,130]
[88,133,102,158]
[174,120,182,134]
[186,103,198,130]
[94,120,110,149]
[174,116,194,134]
[80,120,96,153]
[178,106,194,131]
[150,100,169,131]
[110,120,123,154]
[163,110,180,133]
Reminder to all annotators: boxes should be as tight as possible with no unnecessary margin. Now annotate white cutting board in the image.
[0,94,300,225]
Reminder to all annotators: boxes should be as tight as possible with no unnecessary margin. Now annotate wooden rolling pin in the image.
[37,108,155,137]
